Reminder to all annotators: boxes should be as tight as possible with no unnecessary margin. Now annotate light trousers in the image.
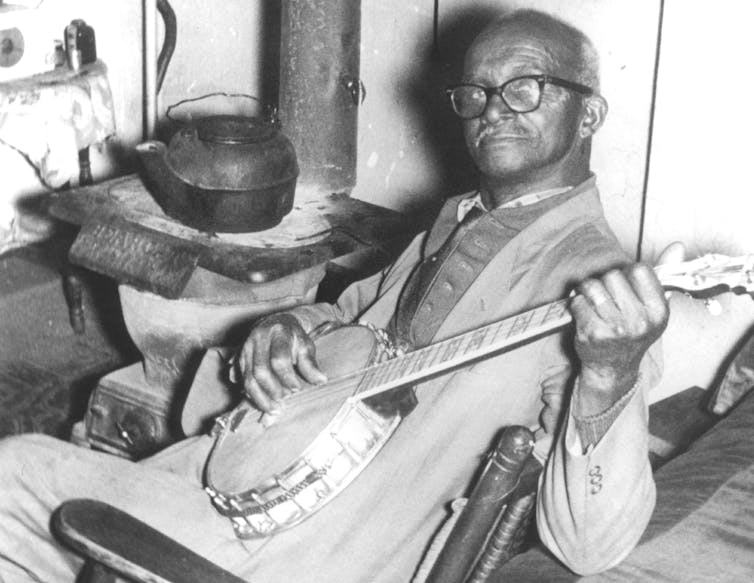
[0,433,246,583]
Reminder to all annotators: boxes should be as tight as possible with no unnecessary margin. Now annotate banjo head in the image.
[204,324,405,537]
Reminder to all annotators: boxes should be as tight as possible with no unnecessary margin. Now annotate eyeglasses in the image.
[445,75,594,119]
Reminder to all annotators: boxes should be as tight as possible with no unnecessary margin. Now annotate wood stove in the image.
[49,175,411,458]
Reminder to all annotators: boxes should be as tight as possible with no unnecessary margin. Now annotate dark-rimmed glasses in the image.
[446,75,594,119]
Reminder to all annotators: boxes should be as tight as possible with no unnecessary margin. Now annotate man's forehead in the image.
[463,24,577,79]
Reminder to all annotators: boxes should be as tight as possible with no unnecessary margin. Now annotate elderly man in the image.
[0,9,666,582]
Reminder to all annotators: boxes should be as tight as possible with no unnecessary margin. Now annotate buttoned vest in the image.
[391,190,581,349]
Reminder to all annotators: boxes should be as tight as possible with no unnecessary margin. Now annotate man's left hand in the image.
[570,263,669,416]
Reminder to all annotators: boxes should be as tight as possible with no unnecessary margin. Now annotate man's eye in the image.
[460,87,485,102]
[506,82,538,102]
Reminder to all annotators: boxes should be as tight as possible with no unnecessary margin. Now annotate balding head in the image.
[470,10,600,93]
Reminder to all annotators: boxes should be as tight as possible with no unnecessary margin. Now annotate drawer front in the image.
[84,384,175,459]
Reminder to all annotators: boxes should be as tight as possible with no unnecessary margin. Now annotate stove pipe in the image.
[278,0,361,194]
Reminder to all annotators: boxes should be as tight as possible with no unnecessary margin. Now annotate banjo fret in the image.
[350,302,571,403]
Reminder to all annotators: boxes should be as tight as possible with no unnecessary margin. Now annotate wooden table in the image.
[49,174,413,298]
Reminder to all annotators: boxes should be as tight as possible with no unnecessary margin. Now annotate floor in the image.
[0,227,138,438]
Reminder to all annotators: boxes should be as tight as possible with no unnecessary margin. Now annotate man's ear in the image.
[579,94,608,138]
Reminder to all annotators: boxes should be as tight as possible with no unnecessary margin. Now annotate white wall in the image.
[156,0,266,127]
[642,0,754,260]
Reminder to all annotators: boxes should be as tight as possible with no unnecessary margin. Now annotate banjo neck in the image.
[284,253,754,408]
[350,299,571,403]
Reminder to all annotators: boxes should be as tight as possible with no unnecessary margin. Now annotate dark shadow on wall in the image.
[253,3,513,218]
[398,6,514,209]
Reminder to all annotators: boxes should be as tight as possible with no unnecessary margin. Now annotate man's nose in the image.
[482,93,514,124]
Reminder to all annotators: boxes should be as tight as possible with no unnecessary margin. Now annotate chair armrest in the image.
[52,499,246,583]
[424,426,537,583]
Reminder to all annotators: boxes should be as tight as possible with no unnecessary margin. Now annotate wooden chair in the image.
[53,426,539,583]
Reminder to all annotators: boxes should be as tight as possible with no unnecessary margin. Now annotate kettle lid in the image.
[196,115,277,145]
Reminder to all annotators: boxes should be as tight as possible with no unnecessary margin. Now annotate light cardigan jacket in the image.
[225,176,661,582]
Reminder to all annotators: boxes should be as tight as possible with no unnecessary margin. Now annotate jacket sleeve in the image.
[285,232,426,332]
[284,267,388,332]
[536,369,656,575]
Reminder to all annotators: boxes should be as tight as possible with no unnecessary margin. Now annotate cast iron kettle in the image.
[136,110,298,233]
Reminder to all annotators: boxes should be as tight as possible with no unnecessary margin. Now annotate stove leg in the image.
[63,268,86,335]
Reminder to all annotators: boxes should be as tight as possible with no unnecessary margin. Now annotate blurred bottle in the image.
[64,18,96,71]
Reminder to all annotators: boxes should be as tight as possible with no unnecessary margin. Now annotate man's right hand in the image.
[236,313,327,413]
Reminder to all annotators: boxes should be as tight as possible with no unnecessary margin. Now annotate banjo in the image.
[203,254,754,539]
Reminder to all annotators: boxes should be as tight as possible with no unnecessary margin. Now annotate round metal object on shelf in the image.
[0,27,24,69]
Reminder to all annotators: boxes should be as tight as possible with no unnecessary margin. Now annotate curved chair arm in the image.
[424,426,539,583]
[52,499,246,583]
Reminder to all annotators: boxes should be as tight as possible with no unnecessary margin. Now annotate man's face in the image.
[461,27,586,184]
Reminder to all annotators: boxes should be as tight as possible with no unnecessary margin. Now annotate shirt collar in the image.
[456,186,575,222]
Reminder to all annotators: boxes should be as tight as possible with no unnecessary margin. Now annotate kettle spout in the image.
[136,141,190,221]
[136,140,172,192]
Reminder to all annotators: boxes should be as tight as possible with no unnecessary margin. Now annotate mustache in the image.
[474,124,529,148]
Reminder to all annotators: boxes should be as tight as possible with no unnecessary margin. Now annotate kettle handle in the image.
[166,93,278,125]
